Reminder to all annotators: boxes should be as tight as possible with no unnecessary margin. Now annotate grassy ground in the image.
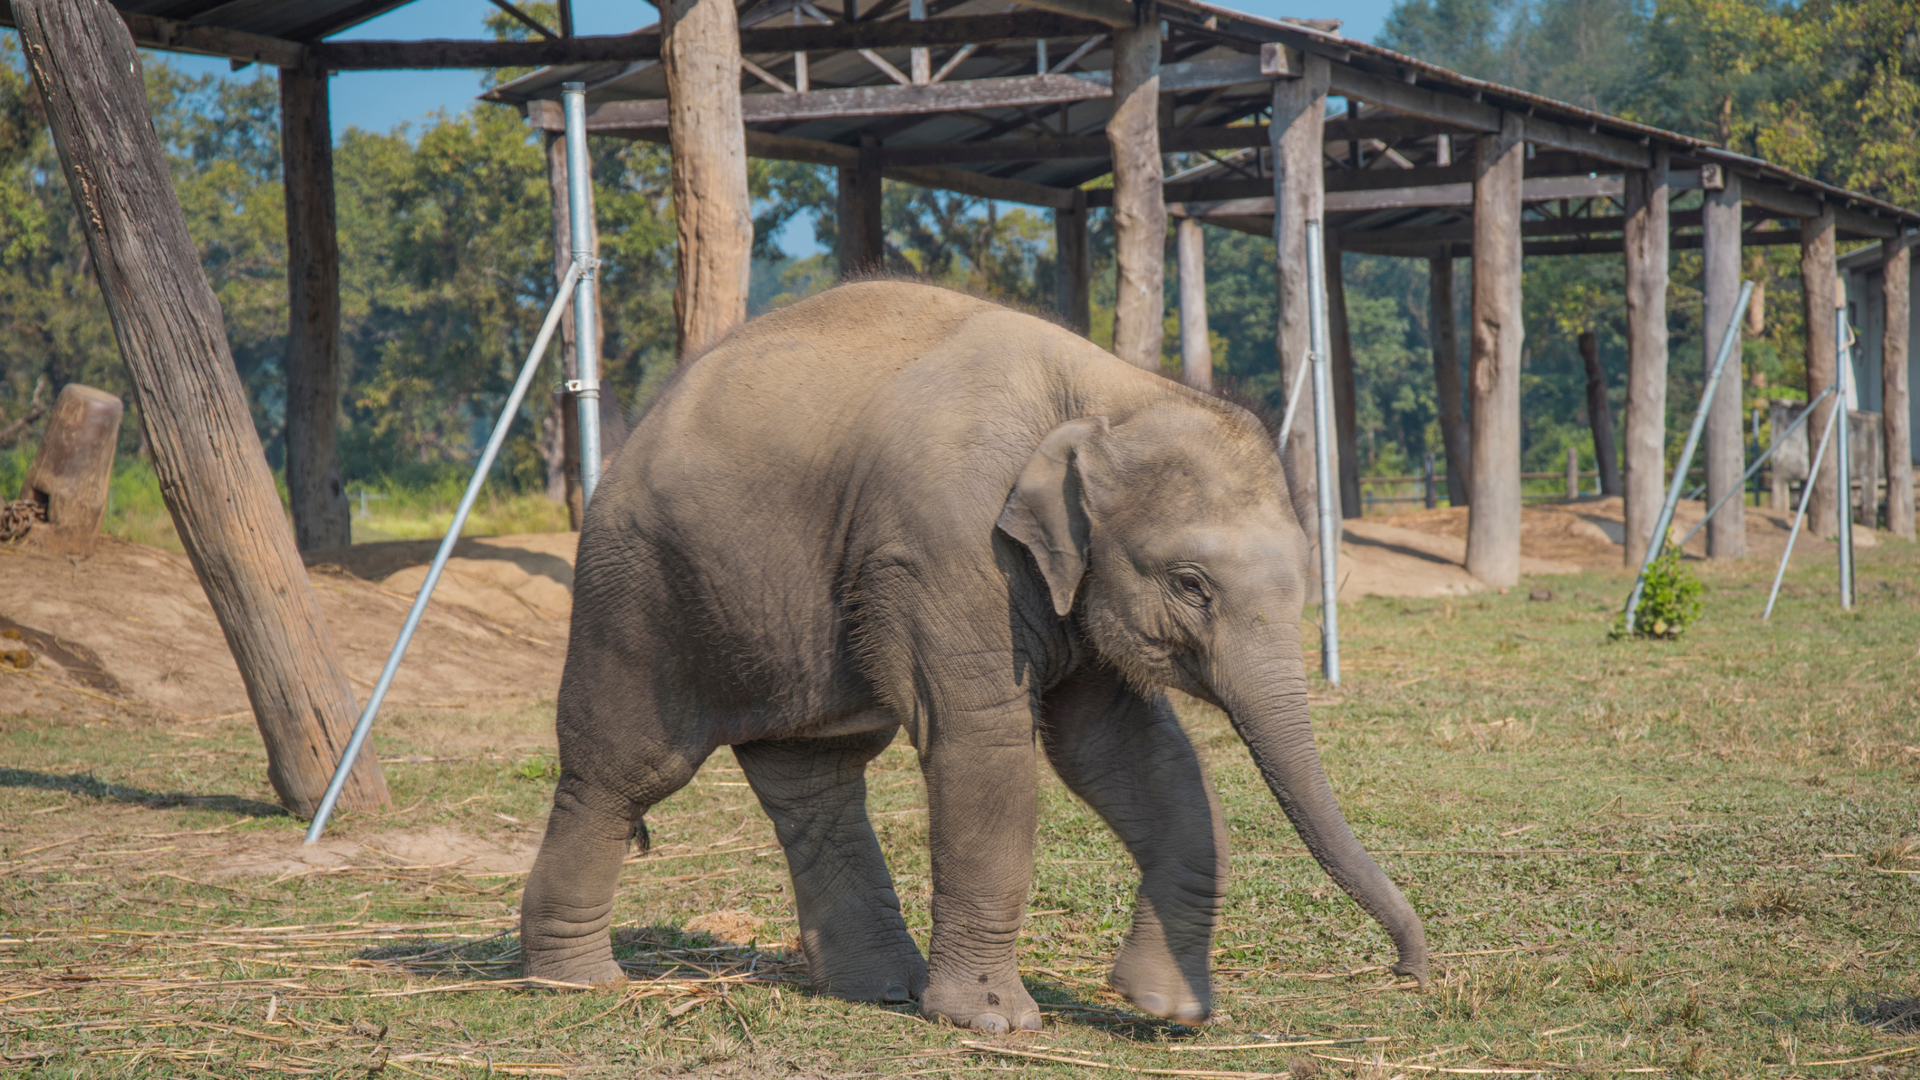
[1,542,1915,1077]
[58,454,574,554]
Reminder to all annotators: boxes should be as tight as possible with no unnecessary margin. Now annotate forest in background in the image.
[2,0,1916,512]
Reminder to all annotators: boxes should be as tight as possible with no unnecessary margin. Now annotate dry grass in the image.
[2,540,1917,1076]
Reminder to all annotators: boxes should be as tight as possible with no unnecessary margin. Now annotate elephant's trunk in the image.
[1219,651,1428,986]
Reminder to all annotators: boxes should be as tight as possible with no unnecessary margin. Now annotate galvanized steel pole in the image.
[1765,391,1841,622]
[563,83,603,507]
[1305,220,1339,685]
[1834,306,1854,609]
[1623,280,1753,635]
[305,263,584,843]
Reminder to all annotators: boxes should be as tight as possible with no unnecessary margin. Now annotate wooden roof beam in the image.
[1328,65,1651,170]
[117,12,305,68]
[324,11,1116,69]
[1002,0,1138,29]
[523,59,1264,130]
[624,127,1078,208]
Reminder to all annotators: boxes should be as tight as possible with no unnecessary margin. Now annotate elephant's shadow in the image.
[356,924,1201,1038]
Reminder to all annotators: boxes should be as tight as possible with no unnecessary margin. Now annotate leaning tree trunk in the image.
[15,0,388,817]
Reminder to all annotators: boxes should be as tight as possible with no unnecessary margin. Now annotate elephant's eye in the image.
[1172,571,1210,606]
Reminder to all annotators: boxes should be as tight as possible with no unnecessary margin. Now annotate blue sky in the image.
[158,0,1402,138]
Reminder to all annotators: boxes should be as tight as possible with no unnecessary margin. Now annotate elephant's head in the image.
[997,404,1428,986]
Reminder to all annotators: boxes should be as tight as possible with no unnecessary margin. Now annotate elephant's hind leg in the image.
[522,671,706,988]
[1041,666,1227,1024]
[734,728,928,1003]
[521,775,645,986]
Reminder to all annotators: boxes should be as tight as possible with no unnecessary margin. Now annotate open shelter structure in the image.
[7,0,1919,807]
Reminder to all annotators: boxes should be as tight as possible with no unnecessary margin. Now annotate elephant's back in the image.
[611,282,1108,522]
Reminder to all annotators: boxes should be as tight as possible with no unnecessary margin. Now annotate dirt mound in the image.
[305,534,578,625]
[0,535,570,719]
[1335,496,1870,599]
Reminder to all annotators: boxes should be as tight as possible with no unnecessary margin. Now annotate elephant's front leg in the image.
[733,729,927,1003]
[1041,666,1227,1024]
[917,710,1042,1033]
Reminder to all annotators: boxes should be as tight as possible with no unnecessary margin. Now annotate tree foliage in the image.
[2,0,1914,505]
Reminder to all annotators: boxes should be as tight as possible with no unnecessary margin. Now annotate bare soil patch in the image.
[0,535,571,719]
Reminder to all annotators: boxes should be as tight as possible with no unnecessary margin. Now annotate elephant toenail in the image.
[884,984,909,1002]
[973,1013,1010,1034]
[1018,1011,1042,1031]
[1133,991,1170,1017]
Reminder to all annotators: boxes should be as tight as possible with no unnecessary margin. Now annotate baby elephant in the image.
[521,281,1425,1031]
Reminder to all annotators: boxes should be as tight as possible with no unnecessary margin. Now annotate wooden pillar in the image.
[1107,6,1165,371]
[16,0,387,816]
[1579,330,1622,496]
[836,136,884,278]
[1701,171,1745,556]
[1885,235,1914,539]
[1055,190,1091,335]
[1429,249,1469,506]
[544,131,595,529]
[1622,147,1671,567]
[665,0,752,358]
[1466,114,1525,587]
[1801,207,1840,537]
[1175,217,1212,391]
[1271,57,1332,540]
[279,56,350,552]
[1326,234,1361,517]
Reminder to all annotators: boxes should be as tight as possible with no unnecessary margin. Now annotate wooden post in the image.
[1566,445,1580,500]
[1326,233,1361,517]
[1466,113,1525,588]
[1272,57,1332,541]
[1885,235,1914,539]
[1055,190,1090,334]
[1175,217,1212,391]
[1701,171,1745,556]
[15,0,388,816]
[1622,147,1670,566]
[1579,330,1622,496]
[544,131,591,529]
[1801,207,1840,537]
[17,384,121,556]
[665,0,752,358]
[1423,450,1438,509]
[1107,6,1165,371]
[836,137,884,278]
[279,56,350,552]
[1429,249,1469,506]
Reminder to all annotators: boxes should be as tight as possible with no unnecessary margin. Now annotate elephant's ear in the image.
[997,416,1109,618]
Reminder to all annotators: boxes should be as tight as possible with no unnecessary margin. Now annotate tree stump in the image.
[17,384,121,556]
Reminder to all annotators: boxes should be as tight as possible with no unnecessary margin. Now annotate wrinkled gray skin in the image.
[521,282,1426,1031]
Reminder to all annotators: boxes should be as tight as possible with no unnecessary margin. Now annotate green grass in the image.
[1,542,1916,1076]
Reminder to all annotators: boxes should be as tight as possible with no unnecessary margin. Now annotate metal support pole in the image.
[305,262,584,844]
[1765,392,1841,621]
[1623,280,1753,635]
[1276,350,1311,447]
[1679,384,1834,550]
[1305,220,1339,685]
[1835,306,1853,609]
[562,82,603,508]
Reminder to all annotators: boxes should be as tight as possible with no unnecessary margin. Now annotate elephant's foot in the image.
[921,970,1042,1033]
[1111,928,1212,1024]
[520,924,628,988]
[803,929,928,1004]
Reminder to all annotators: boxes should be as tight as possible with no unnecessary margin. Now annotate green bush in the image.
[1612,530,1703,640]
